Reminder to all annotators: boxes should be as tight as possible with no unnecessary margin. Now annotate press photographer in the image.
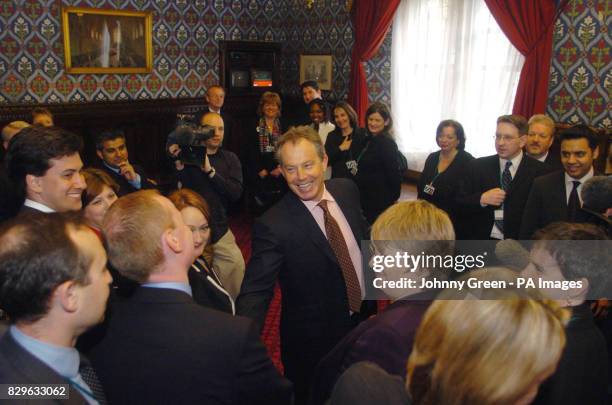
[169,112,246,300]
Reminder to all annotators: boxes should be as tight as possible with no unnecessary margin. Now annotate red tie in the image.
[318,200,362,312]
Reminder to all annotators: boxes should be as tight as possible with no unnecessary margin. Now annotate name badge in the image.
[494,209,504,220]
[265,145,275,153]
[346,160,358,176]
[423,184,435,196]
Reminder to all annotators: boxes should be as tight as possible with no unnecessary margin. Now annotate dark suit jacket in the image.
[544,150,563,171]
[97,163,156,197]
[236,178,372,395]
[457,154,548,240]
[0,332,88,404]
[311,291,435,404]
[533,303,608,405]
[83,287,292,405]
[520,170,569,239]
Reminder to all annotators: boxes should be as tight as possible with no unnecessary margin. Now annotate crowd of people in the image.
[0,81,611,405]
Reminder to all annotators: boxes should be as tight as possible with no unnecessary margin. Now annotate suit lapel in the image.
[284,192,339,266]
[0,333,87,404]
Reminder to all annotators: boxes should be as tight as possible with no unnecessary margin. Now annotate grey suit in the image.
[0,332,88,405]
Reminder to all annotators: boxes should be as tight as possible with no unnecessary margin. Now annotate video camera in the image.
[168,114,216,166]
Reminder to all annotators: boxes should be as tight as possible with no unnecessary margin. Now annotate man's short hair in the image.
[31,107,53,120]
[275,125,324,164]
[534,222,610,297]
[206,85,225,95]
[1,121,30,144]
[6,126,83,200]
[95,129,126,151]
[528,114,556,133]
[300,80,320,91]
[558,124,599,150]
[103,190,174,283]
[581,176,612,214]
[0,212,93,323]
[497,114,529,135]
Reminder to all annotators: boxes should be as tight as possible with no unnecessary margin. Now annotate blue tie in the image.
[494,161,512,233]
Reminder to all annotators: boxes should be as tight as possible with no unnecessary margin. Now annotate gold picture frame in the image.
[299,54,333,90]
[62,7,153,74]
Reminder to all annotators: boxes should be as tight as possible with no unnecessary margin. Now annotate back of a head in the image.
[1,121,30,146]
[533,222,610,297]
[371,200,455,266]
[103,190,172,283]
[407,268,569,405]
[6,126,83,201]
[0,213,91,324]
[581,176,611,213]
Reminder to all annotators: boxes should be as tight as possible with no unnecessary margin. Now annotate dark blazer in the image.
[83,287,292,405]
[355,134,402,224]
[456,154,548,240]
[189,257,234,314]
[417,150,474,233]
[520,170,567,239]
[325,127,367,180]
[236,178,372,399]
[0,332,88,404]
[544,149,563,171]
[98,163,156,197]
[311,291,435,404]
[533,303,608,405]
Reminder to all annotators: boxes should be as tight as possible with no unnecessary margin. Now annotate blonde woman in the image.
[312,200,455,403]
[407,268,569,405]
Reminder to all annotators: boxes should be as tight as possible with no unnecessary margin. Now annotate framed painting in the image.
[299,54,333,90]
[62,7,153,74]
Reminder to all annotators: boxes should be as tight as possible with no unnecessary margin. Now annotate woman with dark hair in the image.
[168,188,234,314]
[248,91,287,212]
[81,168,119,239]
[417,119,474,235]
[309,98,335,179]
[355,102,402,224]
[325,101,367,180]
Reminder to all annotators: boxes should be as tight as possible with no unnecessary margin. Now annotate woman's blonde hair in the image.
[407,268,569,405]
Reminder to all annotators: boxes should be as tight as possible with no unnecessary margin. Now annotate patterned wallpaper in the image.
[547,0,611,129]
[0,0,288,105]
[0,0,391,106]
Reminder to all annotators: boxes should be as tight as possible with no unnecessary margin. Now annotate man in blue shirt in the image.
[0,212,113,404]
[94,129,156,197]
[83,190,291,404]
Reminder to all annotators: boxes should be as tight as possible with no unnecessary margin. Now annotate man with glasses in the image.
[457,114,547,240]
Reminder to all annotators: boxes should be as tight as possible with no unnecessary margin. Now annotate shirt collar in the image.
[24,199,55,213]
[536,151,548,162]
[103,161,120,174]
[208,107,221,114]
[499,150,523,169]
[564,166,594,185]
[141,282,193,297]
[301,186,335,213]
[10,326,80,379]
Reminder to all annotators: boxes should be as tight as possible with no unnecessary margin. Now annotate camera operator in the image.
[169,112,245,299]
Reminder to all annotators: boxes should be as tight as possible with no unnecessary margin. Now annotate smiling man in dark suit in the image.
[83,190,291,405]
[236,126,372,403]
[457,114,548,240]
[95,129,156,197]
[520,125,600,239]
[0,213,112,404]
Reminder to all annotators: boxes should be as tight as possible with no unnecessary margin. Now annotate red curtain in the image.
[484,0,563,117]
[348,0,401,125]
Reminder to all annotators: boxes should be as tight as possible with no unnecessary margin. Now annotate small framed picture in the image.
[62,7,153,74]
[299,54,333,90]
